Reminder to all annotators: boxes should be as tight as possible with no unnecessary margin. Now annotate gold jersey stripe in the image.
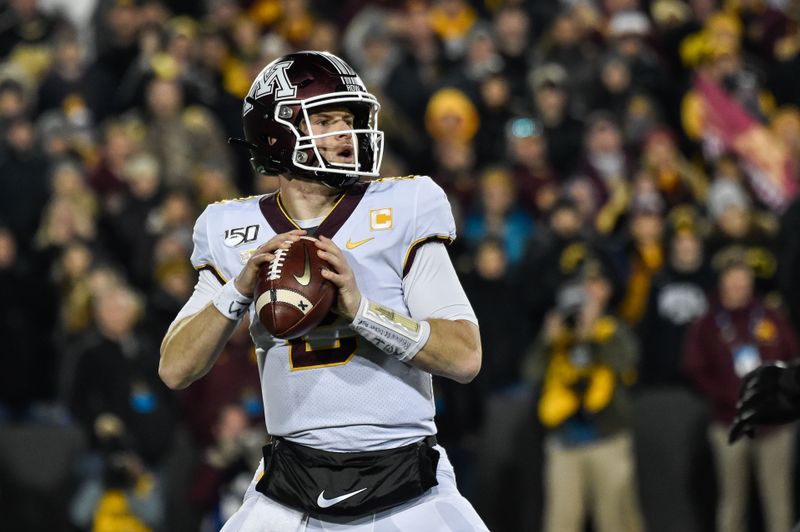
[275,191,347,230]
[195,264,227,284]
[402,235,454,277]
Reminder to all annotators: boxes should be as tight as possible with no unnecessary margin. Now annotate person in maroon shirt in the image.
[683,259,799,532]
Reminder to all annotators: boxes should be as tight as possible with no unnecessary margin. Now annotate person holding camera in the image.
[70,414,164,531]
[523,259,644,532]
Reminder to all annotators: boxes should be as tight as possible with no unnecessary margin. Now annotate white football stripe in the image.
[255,289,313,315]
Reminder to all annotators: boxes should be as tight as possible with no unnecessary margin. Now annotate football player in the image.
[159,51,489,531]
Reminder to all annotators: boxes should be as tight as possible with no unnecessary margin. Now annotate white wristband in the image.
[349,298,431,362]
[212,280,253,321]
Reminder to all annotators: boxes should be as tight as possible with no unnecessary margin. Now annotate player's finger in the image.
[258,230,306,252]
[256,240,292,254]
[729,422,742,443]
[738,388,768,411]
[736,408,759,427]
[729,409,759,443]
[320,267,345,286]
[315,235,343,256]
[313,237,336,256]
[317,249,350,274]
[249,252,275,266]
[729,420,748,443]
[739,383,763,403]
[269,229,306,244]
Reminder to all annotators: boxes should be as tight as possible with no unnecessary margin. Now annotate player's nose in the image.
[331,121,350,137]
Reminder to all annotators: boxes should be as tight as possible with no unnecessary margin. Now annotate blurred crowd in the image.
[2,0,800,530]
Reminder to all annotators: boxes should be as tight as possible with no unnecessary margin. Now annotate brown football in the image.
[254,236,336,339]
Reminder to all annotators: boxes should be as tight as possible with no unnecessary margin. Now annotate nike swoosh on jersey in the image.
[316,487,367,508]
[293,247,311,286]
[346,237,374,250]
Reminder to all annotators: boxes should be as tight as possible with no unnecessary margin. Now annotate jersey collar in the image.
[259,181,369,239]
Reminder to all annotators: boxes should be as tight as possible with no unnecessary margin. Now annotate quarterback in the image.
[159,51,488,531]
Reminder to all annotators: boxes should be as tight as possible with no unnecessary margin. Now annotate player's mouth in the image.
[334,147,354,163]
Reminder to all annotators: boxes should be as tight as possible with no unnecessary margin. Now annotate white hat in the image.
[707,180,750,220]
[608,11,652,37]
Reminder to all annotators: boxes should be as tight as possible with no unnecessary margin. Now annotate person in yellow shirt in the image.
[524,259,644,532]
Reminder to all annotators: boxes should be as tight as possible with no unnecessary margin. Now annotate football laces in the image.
[267,248,287,281]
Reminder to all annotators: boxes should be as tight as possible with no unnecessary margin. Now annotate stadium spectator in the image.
[138,75,231,188]
[68,284,177,466]
[577,111,638,235]
[384,1,449,135]
[517,197,618,345]
[189,403,264,528]
[70,413,164,531]
[0,114,50,252]
[428,0,478,60]
[529,62,585,177]
[589,53,636,122]
[491,5,531,99]
[506,116,559,219]
[0,0,63,58]
[523,259,645,532]
[533,9,598,113]
[473,72,518,167]
[614,191,667,326]
[462,167,534,266]
[461,237,525,393]
[0,226,57,417]
[424,87,480,207]
[37,30,115,123]
[0,77,30,125]
[638,216,712,387]
[605,10,665,100]
[705,175,780,297]
[637,126,708,209]
[684,259,798,532]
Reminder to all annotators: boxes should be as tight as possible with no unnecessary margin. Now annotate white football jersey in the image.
[190,176,457,452]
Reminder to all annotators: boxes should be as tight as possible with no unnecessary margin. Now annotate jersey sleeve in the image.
[402,176,457,277]
[190,206,227,285]
[403,242,477,325]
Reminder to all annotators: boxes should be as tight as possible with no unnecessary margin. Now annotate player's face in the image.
[302,108,356,165]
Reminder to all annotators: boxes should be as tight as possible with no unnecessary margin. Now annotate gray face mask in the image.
[591,152,624,180]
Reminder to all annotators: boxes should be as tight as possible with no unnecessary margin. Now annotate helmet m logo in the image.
[243,60,297,115]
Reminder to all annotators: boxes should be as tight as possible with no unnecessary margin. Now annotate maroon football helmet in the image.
[232,51,384,189]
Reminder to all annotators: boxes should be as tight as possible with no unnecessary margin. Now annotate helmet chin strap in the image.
[284,169,359,190]
[294,146,360,189]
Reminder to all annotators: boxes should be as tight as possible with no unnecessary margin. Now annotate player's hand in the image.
[315,235,362,321]
[729,362,800,444]
[234,230,306,297]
